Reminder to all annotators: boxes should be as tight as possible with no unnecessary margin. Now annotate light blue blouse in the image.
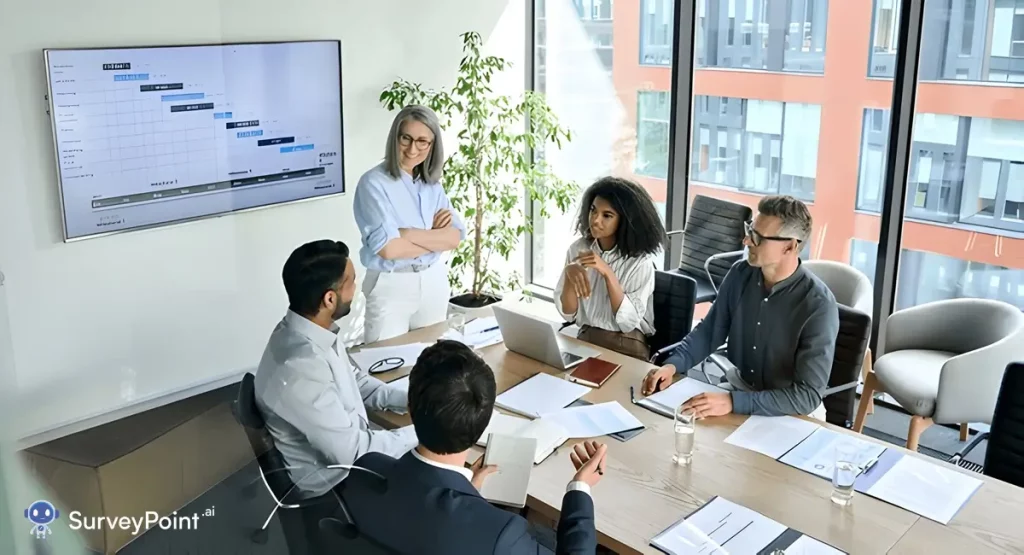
[353,163,466,272]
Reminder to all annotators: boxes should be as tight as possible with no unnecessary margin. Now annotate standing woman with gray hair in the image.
[354,105,465,344]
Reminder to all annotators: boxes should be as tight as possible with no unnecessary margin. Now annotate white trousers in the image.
[363,262,450,344]
[722,366,828,422]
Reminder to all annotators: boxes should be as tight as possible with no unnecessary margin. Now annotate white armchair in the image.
[802,260,873,318]
[853,298,1024,451]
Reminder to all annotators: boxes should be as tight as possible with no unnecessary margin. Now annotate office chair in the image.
[949,362,1024,488]
[648,270,697,359]
[233,373,347,553]
[854,299,1024,451]
[667,195,751,305]
[821,304,871,427]
[320,468,398,554]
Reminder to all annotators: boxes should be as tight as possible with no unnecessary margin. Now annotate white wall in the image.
[0,0,524,442]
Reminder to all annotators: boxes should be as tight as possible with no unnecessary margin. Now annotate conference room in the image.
[2,0,1024,553]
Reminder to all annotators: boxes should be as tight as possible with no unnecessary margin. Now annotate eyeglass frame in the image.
[367,357,405,374]
[744,220,801,247]
[398,133,433,150]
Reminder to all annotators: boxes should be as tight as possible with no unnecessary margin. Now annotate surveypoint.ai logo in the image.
[68,506,216,536]
[26,500,60,539]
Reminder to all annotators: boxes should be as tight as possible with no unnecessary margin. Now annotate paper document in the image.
[778,428,886,480]
[495,373,590,418]
[724,416,819,459]
[441,327,503,349]
[477,412,569,464]
[651,497,787,555]
[480,434,537,508]
[350,343,431,373]
[465,316,499,335]
[636,378,724,417]
[544,402,644,439]
[862,455,982,524]
[782,535,846,555]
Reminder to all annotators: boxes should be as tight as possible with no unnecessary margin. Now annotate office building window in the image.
[636,91,671,179]
[640,0,674,65]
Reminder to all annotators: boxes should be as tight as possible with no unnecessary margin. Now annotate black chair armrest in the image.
[704,250,744,293]
[650,341,682,364]
[823,381,859,398]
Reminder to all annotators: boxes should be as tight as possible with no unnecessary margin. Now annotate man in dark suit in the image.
[342,340,606,554]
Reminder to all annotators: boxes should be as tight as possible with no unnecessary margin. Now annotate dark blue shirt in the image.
[665,260,839,416]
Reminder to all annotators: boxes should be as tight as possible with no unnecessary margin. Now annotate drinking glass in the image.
[831,442,858,506]
[447,313,466,335]
[673,406,697,465]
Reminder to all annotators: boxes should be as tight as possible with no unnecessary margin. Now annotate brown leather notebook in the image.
[568,358,621,388]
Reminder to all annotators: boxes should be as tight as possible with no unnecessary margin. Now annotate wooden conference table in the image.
[367,307,1024,554]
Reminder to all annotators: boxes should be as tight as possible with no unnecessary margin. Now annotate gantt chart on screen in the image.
[46,42,344,239]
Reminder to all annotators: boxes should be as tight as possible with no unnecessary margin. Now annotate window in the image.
[688,96,818,200]
[531,0,672,289]
[641,0,674,65]
[873,0,1024,82]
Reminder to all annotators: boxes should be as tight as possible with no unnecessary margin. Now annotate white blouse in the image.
[553,238,656,336]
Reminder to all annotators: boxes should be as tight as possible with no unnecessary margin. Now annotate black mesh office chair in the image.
[649,270,697,362]
[949,362,1024,487]
[821,305,871,428]
[233,373,349,553]
[668,195,751,304]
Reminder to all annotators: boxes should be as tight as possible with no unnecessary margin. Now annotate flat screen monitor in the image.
[44,41,344,241]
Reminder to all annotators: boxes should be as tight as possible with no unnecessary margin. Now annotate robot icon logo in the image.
[25,500,60,539]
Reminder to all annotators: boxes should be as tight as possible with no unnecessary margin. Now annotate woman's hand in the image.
[432,209,453,229]
[565,264,591,299]
[576,250,612,277]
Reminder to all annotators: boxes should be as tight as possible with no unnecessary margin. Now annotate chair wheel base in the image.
[251,528,269,544]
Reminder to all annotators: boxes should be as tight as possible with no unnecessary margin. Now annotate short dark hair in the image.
[757,195,813,243]
[281,240,350,317]
[575,176,667,257]
[408,340,496,455]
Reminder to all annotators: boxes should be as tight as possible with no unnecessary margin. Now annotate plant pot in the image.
[448,293,502,319]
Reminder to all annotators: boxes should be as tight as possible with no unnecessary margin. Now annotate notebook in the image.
[567,358,621,388]
[479,434,537,509]
[477,412,569,464]
[494,373,590,418]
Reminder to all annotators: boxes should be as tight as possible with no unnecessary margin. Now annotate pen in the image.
[479,326,499,334]
[859,455,881,475]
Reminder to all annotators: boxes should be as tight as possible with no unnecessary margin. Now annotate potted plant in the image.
[379,31,578,316]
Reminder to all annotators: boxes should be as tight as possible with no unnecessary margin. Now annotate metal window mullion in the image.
[524,0,537,285]
[665,0,699,269]
[871,0,928,357]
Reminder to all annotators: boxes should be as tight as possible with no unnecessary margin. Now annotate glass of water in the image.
[831,442,858,506]
[447,313,466,336]
[673,406,697,465]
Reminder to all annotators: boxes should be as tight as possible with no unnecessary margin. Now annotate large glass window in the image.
[531,0,672,289]
[871,0,1024,82]
[895,0,1024,313]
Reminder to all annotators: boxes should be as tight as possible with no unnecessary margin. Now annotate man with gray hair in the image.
[642,195,839,419]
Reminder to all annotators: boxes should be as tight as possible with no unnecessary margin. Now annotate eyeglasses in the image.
[744,221,800,247]
[368,357,404,374]
[398,134,433,150]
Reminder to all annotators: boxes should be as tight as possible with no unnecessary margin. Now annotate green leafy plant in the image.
[379,31,579,306]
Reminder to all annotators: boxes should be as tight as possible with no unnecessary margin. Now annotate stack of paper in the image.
[723,415,820,459]
[856,453,982,524]
[651,496,846,554]
[635,378,724,417]
[544,401,645,439]
[479,434,537,508]
[495,373,590,418]
[349,343,431,373]
[442,316,503,349]
[778,427,886,480]
[477,412,569,464]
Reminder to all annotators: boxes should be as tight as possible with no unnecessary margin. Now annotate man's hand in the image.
[564,263,591,299]
[469,454,498,491]
[576,250,612,277]
[642,365,676,395]
[432,208,453,229]
[569,440,608,488]
[681,392,733,418]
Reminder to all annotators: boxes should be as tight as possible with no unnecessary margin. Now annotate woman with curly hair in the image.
[555,176,667,360]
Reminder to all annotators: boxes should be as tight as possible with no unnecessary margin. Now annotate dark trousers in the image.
[578,325,651,360]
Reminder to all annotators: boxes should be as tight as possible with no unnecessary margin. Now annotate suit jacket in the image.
[342,451,597,555]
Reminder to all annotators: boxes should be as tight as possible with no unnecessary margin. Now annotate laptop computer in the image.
[492,305,599,370]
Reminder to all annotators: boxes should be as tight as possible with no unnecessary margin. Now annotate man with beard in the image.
[255,240,417,498]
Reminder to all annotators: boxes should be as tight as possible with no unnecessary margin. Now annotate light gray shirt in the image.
[554,238,657,335]
[664,260,839,416]
[254,310,417,497]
